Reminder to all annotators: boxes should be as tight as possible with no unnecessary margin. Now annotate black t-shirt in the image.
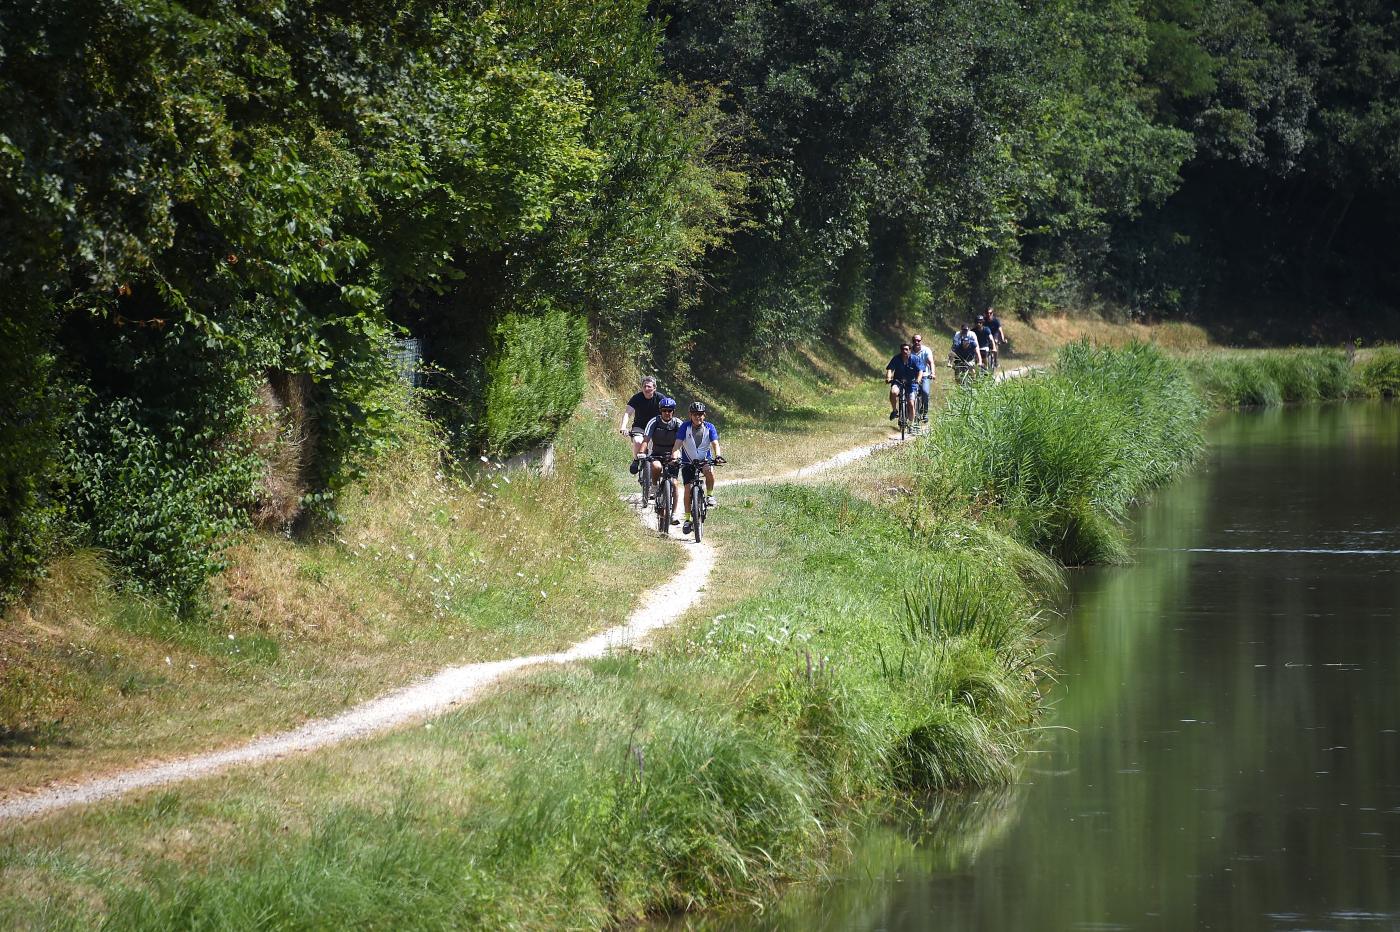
[975,324,994,349]
[645,415,681,452]
[627,391,661,434]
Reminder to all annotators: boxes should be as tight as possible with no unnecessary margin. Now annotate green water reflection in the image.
[700,403,1400,931]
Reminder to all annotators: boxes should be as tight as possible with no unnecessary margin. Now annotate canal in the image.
[704,402,1400,930]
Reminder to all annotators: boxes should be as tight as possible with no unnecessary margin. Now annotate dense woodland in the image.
[2,0,1397,605]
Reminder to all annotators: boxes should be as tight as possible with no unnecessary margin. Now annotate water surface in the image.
[710,403,1400,931]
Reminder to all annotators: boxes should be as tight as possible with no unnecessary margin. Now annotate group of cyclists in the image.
[618,376,721,536]
[885,308,1010,424]
[616,308,1010,534]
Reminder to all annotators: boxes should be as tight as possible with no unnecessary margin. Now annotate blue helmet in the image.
[658,396,676,410]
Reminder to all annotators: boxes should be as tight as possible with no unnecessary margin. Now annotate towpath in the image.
[0,365,1033,821]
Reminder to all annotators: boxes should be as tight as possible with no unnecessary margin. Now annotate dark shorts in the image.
[682,461,712,484]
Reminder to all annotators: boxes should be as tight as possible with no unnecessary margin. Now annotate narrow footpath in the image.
[0,366,1032,822]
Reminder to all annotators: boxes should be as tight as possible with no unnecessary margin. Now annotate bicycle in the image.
[985,345,999,375]
[685,456,726,542]
[948,352,978,387]
[888,379,918,440]
[648,455,683,536]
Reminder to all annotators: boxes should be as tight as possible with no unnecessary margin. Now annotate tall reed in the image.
[1192,348,1355,406]
[917,342,1206,565]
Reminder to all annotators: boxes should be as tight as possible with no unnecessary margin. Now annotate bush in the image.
[0,308,63,605]
[63,397,260,607]
[1193,349,1355,407]
[1357,346,1400,398]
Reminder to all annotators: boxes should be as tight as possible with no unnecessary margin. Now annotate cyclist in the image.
[910,333,936,420]
[985,307,1009,353]
[974,315,997,371]
[885,342,923,423]
[643,397,682,525]
[677,401,722,535]
[950,323,982,380]
[619,376,661,474]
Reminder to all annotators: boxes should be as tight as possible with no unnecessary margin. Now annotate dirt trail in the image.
[0,365,1038,822]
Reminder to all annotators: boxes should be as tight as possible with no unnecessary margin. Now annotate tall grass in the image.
[917,342,1206,565]
[1192,348,1355,406]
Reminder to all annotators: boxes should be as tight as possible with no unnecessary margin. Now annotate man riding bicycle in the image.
[974,315,997,370]
[620,376,661,474]
[910,334,936,420]
[677,401,722,536]
[643,397,682,525]
[885,342,924,424]
[950,323,983,380]
[985,307,1009,353]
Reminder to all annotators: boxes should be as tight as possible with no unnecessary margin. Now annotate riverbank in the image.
[0,339,1211,927]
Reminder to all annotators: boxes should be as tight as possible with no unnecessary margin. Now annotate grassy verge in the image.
[0,343,1212,928]
[0,463,1057,928]
[0,402,678,792]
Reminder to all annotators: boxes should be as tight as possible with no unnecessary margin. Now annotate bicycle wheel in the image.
[657,480,670,535]
[638,463,651,508]
[898,388,908,440]
[691,483,703,543]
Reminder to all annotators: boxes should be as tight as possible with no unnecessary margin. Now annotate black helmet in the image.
[659,396,676,410]
[689,401,707,414]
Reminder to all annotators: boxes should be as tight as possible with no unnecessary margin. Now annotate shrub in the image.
[63,397,260,607]
[0,308,63,605]
[1194,349,1355,407]
[1357,346,1400,398]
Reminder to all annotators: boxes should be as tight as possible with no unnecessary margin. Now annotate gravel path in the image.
[0,432,904,822]
[0,365,1042,823]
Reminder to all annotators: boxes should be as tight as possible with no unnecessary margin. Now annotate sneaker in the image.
[682,520,693,534]
[671,516,681,526]
[888,410,898,420]
[629,459,641,475]
[706,495,716,508]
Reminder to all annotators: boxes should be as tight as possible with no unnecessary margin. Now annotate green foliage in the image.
[1357,347,1400,399]
[0,307,62,605]
[63,396,260,608]
[919,343,1206,564]
[1193,348,1356,406]
[483,307,587,454]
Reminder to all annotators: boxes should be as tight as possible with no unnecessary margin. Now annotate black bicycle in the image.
[889,379,918,440]
[649,456,683,536]
[685,456,725,542]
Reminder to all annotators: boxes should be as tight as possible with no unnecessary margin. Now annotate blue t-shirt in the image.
[676,420,719,462]
[888,353,923,385]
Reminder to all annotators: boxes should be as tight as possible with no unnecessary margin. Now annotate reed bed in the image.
[1192,347,1355,406]
[915,342,1207,565]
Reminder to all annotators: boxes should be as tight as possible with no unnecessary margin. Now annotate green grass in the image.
[0,329,1224,927]
[1,466,1061,928]
[913,342,1207,565]
[1192,347,1356,406]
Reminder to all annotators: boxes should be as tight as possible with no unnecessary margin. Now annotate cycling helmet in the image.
[658,396,677,410]
[689,401,707,414]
